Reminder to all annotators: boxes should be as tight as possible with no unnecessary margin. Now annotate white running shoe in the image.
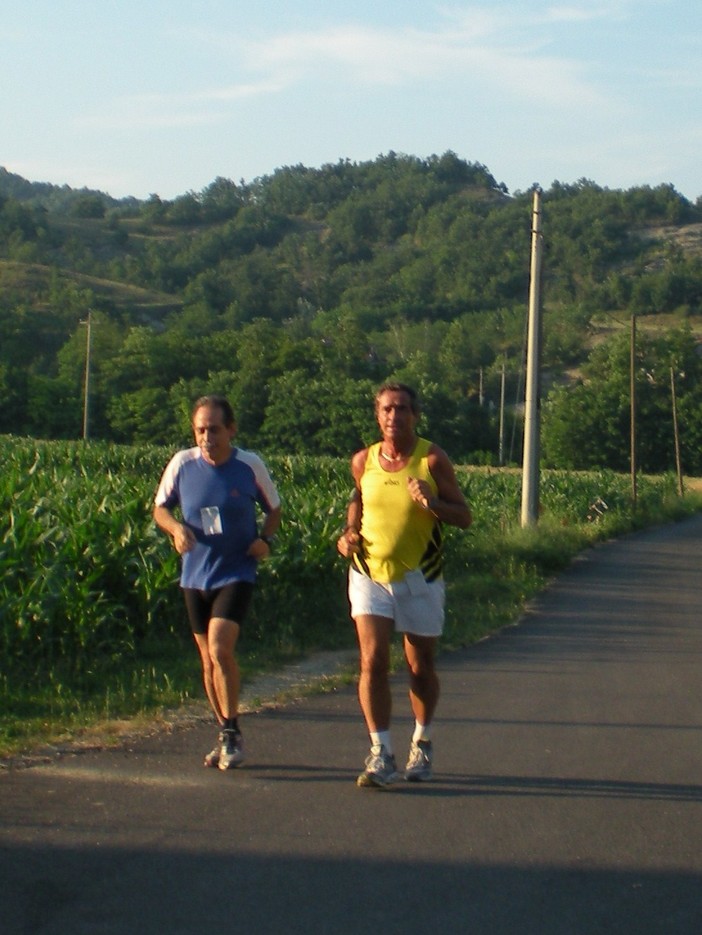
[404,740,433,781]
[356,744,400,788]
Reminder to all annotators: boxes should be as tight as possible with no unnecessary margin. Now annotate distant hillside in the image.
[0,166,140,214]
[635,221,702,260]
[2,152,702,461]
[0,260,182,322]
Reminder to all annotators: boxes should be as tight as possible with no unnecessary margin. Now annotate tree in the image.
[201,177,245,222]
[70,195,106,219]
[260,370,377,455]
[542,327,702,473]
[106,387,172,442]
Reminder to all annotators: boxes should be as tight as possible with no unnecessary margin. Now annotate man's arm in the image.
[407,445,472,529]
[336,449,367,558]
[260,504,282,541]
[153,504,197,554]
[247,504,282,559]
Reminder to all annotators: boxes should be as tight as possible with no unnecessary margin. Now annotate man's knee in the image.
[407,659,436,684]
[404,639,437,679]
[361,652,390,681]
[208,642,230,670]
[208,618,238,666]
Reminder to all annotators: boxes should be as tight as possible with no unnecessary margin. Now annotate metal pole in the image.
[670,365,683,496]
[521,188,544,527]
[81,311,92,440]
[499,361,506,466]
[630,315,637,506]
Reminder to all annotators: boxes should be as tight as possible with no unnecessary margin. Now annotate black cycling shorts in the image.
[183,581,254,635]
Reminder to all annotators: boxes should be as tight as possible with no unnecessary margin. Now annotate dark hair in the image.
[374,382,420,415]
[191,394,236,427]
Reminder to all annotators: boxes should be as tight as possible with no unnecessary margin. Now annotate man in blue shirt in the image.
[154,395,281,770]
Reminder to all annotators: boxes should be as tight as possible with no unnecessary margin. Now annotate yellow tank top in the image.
[352,437,443,584]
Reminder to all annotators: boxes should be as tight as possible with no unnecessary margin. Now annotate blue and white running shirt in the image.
[155,447,281,590]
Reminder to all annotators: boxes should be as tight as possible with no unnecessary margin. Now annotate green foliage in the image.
[542,326,702,473]
[2,156,702,466]
[70,195,106,219]
[0,439,352,685]
[0,436,688,680]
[248,455,352,649]
[260,373,378,454]
[0,440,177,671]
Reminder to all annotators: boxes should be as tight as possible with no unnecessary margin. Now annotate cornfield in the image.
[0,435,685,685]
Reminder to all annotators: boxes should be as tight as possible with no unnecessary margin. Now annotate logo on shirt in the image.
[384,479,401,486]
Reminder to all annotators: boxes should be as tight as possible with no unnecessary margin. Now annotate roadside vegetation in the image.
[2,434,700,759]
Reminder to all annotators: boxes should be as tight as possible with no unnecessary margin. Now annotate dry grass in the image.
[0,259,182,316]
[637,222,702,258]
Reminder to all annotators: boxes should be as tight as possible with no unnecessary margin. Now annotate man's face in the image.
[375,390,417,441]
[192,405,236,465]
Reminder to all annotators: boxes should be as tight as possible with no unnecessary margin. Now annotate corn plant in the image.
[0,435,693,687]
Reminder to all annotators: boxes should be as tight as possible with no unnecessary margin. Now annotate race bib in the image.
[200,506,223,535]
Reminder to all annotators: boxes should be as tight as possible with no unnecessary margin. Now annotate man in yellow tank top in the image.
[337,382,472,787]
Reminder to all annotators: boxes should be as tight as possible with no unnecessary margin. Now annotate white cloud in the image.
[542,3,625,24]
[189,80,287,103]
[235,17,613,110]
[75,110,224,131]
[644,65,702,92]
[74,79,285,132]
[70,6,635,156]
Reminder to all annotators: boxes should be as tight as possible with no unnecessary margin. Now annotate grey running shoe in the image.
[405,739,433,781]
[218,729,245,770]
[203,742,220,768]
[356,744,400,788]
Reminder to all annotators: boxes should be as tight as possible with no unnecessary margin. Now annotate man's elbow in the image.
[458,509,473,530]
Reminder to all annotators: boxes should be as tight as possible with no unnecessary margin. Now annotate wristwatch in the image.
[260,534,276,549]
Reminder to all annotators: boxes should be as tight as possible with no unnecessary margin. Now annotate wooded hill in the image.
[2,153,702,471]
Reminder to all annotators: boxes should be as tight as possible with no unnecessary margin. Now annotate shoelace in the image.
[366,748,394,770]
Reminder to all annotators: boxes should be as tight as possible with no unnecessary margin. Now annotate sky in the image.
[2,0,701,202]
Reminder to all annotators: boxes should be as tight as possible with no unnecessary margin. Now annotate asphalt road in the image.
[3,516,702,934]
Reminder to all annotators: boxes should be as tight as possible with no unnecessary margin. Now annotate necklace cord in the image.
[380,449,405,463]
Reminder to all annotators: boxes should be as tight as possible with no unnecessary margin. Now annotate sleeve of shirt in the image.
[154,450,190,508]
[238,450,281,513]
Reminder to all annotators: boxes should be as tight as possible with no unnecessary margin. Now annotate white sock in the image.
[370,730,393,755]
[412,722,431,744]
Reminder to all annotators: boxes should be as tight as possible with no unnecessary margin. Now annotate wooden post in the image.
[670,365,683,496]
[630,315,637,506]
[81,310,92,441]
[521,189,543,527]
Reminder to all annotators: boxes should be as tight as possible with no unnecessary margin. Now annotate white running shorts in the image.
[348,567,445,637]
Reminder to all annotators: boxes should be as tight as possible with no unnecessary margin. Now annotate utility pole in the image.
[630,315,637,506]
[670,365,683,496]
[499,360,506,466]
[81,311,92,440]
[520,188,544,527]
